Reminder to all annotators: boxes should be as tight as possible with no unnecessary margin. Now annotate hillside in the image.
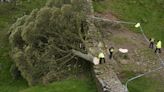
[0,0,163,92]
[93,0,164,43]
[93,0,164,92]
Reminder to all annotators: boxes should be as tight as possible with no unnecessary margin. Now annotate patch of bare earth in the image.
[95,12,164,81]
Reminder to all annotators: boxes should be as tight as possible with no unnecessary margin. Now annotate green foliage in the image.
[0,0,96,92]
[0,0,47,92]
[0,47,28,92]
[10,64,21,80]
[9,0,90,86]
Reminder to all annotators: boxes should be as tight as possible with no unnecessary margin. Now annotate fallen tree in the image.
[9,0,92,86]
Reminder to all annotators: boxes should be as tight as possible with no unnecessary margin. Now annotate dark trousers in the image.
[109,52,113,59]
[149,42,154,49]
[99,58,105,64]
[155,48,161,53]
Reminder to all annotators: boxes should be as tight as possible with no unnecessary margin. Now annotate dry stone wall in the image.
[85,0,126,92]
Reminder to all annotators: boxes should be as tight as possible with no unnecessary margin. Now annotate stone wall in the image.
[85,0,126,92]
[92,65,126,92]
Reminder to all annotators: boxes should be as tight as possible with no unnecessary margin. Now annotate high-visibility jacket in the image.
[110,48,114,52]
[156,41,162,48]
[98,53,105,58]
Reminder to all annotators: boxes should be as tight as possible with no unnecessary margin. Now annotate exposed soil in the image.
[95,12,164,81]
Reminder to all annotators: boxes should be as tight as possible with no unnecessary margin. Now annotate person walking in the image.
[109,47,114,59]
[155,40,162,53]
[149,38,155,49]
[98,52,105,64]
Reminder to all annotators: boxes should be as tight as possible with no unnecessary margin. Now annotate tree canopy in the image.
[9,0,90,85]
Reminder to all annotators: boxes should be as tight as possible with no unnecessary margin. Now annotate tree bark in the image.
[72,49,94,63]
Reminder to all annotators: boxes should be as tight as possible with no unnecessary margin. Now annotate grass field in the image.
[119,71,164,92]
[128,76,164,92]
[21,79,97,92]
[0,0,97,92]
[93,0,164,43]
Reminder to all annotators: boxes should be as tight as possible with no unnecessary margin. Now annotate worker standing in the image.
[109,47,114,59]
[98,52,105,64]
[149,38,155,49]
[155,40,162,53]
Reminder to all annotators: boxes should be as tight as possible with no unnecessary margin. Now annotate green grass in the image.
[0,47,28,92]
[21,79,97,92]
[128,76,164,92]
[119,71,164,92]
[93,0,164,43]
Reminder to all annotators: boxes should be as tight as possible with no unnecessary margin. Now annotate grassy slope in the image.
[0,1,47,92]
[21,79,97,92]
[0,47,28,92]
[93,0,164,42]
[128,77,164,92]
[0,1,97,92]
[93,0,164,92]
[120,71,164,92]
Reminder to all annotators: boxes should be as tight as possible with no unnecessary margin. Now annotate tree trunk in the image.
[72,49,94,63]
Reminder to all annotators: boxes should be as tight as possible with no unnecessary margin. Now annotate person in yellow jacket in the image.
[98,52,105,64]
[155,40,162,53]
